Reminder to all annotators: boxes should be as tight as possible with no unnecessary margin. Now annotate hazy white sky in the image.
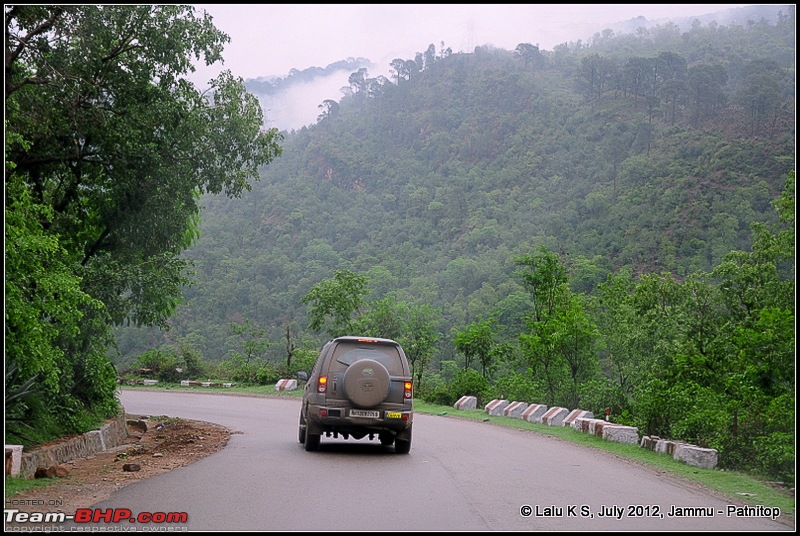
[190,4,757,85]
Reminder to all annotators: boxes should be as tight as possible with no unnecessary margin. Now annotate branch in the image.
[5,7,65,99]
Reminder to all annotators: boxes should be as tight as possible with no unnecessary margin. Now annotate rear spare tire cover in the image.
[343,359,391,408]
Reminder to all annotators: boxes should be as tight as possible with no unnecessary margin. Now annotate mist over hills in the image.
[244,58,372,130]
[244,5,790,132]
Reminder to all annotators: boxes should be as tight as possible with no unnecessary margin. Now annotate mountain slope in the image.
[114,8,795,364]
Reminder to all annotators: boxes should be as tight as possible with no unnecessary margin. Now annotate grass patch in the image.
[5,475,60,496]
[119,382,304,398]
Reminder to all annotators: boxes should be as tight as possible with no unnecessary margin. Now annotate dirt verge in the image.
[5,414,231,517]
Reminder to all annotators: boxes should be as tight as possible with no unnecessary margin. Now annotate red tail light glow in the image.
[318,376,327,393]
[404,381,413,399]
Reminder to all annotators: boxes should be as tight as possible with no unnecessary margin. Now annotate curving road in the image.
[65,389,791,531]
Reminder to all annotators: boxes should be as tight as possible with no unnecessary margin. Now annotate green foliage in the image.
[356,298,441,389]
[450,368,492,406]
[492,370,544,403]
[219,354,280,385]
[355,296,407,340]
[152,14,793,384]
[133,349,182,383]
[419,364,492,407]
[452,318,497,377]
[229,318,271,364]
[575,378,627,418]
[178,342,207,379]
[5,5,282,446]
[301,269,369,337]
[4,362,39,442]
[631,379,689,438]
[288,347,318,377]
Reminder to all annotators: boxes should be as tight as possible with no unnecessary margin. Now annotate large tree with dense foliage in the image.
[4,5,282,444]
[301,269,369,338]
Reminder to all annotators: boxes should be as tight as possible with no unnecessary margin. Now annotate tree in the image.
[399,305,440,390]
[515,43,542,70]
[578,54,616,102]
[514,246,568,322]
[623,56,653,105]
[5,5,282,441]
[423,43,436,70]
[515,247,600,407]
[301,270,369,337]
[734,60,789,137]
[348,67,369,96]
[229,318,270,365]
[687,63,728,126]
[356,298,440,389]
[709,173,794,480]
[453,318,496,378]
[390,58,411,83]
[317,99,340,122]
[591,268,643,403]
[550,293,598,409]
[356,296,406,340]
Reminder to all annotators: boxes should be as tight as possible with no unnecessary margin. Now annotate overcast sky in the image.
[190,4,758,85]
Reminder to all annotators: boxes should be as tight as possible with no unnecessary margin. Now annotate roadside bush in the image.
[254,364,281,385]
[491,370,543,403]
[132,349,182,382]
[284,347,317,378]
[576,377,628,417]
[178,344,206,378]
[752,432,795,486]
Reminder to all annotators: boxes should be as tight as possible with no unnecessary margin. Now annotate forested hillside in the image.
[116,7,794,361]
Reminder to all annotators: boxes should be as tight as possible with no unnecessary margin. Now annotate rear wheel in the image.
[298,412,306,444]
[394,426,412,454]
[304,431,320,451]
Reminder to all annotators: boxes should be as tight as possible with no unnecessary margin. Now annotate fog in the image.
[189,4,773,131]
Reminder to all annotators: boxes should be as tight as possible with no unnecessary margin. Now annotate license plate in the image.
[350,409,380,418]
[386,411,402,419]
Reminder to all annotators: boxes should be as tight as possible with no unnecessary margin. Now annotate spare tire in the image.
[343,359,391,408]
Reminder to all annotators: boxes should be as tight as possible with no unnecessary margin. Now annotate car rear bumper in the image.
[305,404,413,436]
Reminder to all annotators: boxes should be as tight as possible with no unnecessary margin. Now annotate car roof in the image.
[332,336,401,346]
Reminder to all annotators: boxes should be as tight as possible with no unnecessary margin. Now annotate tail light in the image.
[317,376,328,393]
[404,381,413,399]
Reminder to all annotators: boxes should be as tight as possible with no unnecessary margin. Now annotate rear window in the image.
[328,342,406,375]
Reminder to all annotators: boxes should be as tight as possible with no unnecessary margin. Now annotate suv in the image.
[298,336,413,453]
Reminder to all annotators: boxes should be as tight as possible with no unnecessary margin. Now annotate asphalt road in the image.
[58,389,791,531]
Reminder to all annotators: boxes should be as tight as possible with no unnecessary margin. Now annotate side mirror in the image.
[297,371,309,382]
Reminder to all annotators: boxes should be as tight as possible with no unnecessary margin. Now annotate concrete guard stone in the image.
[503,401,529,418]
[673,443,719,469]
[601,424,639,444]
[484,399,510,416]
[521,404,548,423]
[454,395,477,410]
[541,406,569,426]
[563,409,594,427]
[572,417,605,433]
[275,379,298,391]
